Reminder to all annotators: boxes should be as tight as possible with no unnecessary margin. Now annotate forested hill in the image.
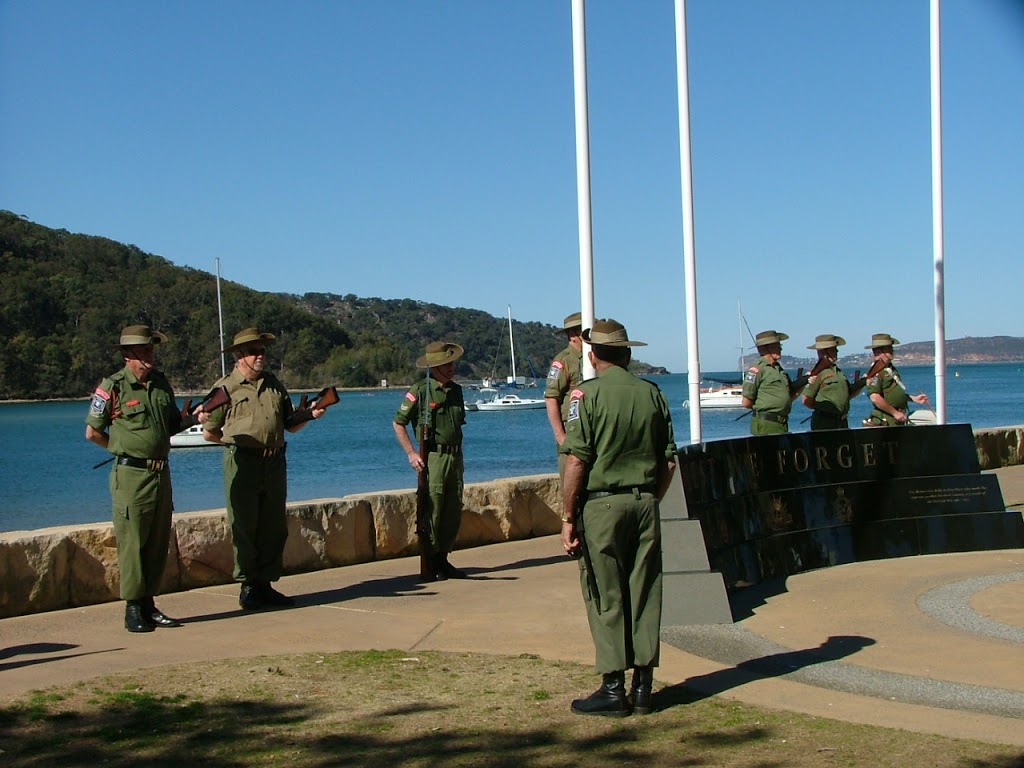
[1,212,655,400]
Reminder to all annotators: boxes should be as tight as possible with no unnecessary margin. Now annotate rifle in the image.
[174,385,231,433]
[284,385,340,427]
[415,368,434,581]
[849,358,886,396]
[789,356,833,394]
[95,385,231,468]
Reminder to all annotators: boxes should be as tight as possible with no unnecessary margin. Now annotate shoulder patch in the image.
[404,390,417,403]
[546,360,565,379]
[567,398,580,422]
[747,366,759,373]
[570,388,585,399]
[89,387,111,417]
[744,370,758,383]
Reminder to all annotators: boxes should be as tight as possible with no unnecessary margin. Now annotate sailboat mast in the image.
[216,258,226,377]
[737,298,743,373]
[507,305,517,384]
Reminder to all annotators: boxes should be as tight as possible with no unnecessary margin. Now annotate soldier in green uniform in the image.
[741,329,804,435]
[393,341,468,581]
[560,319,676,717]
[201,328,326,610]
[862,333,930,426]
[85,325,186,633]
[801,334,855,430]
[544,311,583,480]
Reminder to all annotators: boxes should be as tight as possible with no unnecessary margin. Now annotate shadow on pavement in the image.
[656,634,876,710]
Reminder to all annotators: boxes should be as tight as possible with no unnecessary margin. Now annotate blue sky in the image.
[2,1,1021,372]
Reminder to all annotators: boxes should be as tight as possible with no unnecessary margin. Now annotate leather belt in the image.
[588,486,656,499]
[117,456,167,472]
[431,443,461,455]
[753,411,788,425]
[234,444,287,458]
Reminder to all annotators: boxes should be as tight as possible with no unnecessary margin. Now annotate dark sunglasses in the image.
[243,346,266,356]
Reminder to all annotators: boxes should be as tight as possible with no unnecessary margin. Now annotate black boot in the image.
[124,601,155,633]
[439,554,467,579]
[143,596,182,628]
[630,666,655,715]
[239,582,263,610]
[431,553,448,581]
[571,671,631,717]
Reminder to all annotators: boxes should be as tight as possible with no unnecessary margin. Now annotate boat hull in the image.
[169,425,219,449]
[474,394,546,412]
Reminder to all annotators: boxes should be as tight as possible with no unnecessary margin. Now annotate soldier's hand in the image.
[561,523,579,558]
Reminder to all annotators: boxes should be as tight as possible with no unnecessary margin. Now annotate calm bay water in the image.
[1,364,1021,533]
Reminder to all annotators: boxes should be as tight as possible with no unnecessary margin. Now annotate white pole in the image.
[507,304,518,384]
[930,0,947,423]
[215,257,226,377]
[571,0,597,381]
[674,0,702,444]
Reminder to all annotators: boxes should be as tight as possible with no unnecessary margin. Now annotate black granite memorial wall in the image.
[677,424,1024,589]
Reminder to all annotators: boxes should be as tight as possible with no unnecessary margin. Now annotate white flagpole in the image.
[571,0,597,381]
[930,0,947,423]
[215,257,226,377]
[674,0,702,444]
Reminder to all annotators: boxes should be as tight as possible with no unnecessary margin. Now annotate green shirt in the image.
[742,356,793,416]
[543,343,582,423]
[85,367,178,459]
[560,366,676,491]
[204,368,294,448]
[803,364,851,417]
[394,376,466,445]
[866,365,911,423]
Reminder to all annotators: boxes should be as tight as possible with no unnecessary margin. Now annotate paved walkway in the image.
[2,467,1022,745]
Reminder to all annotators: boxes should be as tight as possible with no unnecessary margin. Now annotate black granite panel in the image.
[689,474,1006,551]
[676,424,1022,590]
[709,512,1024,589]
[678,424,982,503]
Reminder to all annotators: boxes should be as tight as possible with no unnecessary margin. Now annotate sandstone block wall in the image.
[3,426,1020,620]
[0,475,561,620]
[973,425,1024,470]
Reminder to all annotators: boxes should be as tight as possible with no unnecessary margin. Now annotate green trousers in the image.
[223,449,289,583]
[750,416,788,436]
[577,491,663,673]
[426,451,464,554]
[110,464,173,600]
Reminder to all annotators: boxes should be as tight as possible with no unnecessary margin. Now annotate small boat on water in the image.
[170,423,218,449]
[683,300,750,411]
[471,306,546,413]
[465,387,499,412]
[694,382,745,409]
[474,393,546,412]
[909,409,938,425]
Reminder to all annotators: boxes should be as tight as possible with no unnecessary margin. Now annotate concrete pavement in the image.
[2,466,1022,745]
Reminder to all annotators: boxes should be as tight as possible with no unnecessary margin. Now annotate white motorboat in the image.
[909,409,938,425]
[465,387,499,411]
[696,383,745,409]
[170,423,218,449]
[474,393,546,411]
